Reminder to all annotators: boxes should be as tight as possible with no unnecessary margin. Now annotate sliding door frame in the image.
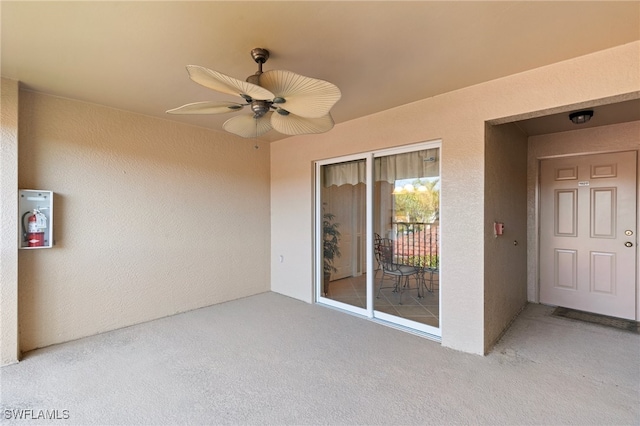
[315,153,370,317]
[315,140,442,339]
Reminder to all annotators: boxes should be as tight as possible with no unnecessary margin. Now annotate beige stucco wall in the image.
[270,41,640,355]
[484,123,528,351]
[527,120,640,319]
[16,91,271,352]
[1,78,20,365]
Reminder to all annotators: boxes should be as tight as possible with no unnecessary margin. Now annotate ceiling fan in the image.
[166,48,341,138]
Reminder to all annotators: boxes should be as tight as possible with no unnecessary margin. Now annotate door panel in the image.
[540,151,637,320]
[555,249,577,290]
[319,158,367,311]
[591,188,615,237]
[591,251,615,294]
[556,190,577,236]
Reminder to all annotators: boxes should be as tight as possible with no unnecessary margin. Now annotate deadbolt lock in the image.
[625,230,633,236]
[625,242,633,247]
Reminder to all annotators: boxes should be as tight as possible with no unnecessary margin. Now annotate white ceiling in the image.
[2,1,639,141]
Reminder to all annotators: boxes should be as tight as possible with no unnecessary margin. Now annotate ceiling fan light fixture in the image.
[569,110,593,124]
[167,48,341,138]
[251,100,270,118]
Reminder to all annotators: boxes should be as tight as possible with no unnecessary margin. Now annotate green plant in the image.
[405,254,439,269]
[323,210,341,275]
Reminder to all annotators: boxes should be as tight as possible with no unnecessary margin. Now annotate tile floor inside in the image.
[325,271,440,327]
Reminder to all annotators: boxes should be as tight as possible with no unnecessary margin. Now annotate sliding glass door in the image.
[316,142,440,337]
[372,147,440,333]
[318,157,367,314]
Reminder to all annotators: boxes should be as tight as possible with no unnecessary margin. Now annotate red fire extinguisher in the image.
[22,209,47,247]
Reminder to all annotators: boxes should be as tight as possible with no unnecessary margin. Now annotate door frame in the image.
[531,144,639,320]
[315,153,369,318]
[314,140,443,338]
[537,151,638,319]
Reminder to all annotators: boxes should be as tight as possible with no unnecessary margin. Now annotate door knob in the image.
[625,242,633,247]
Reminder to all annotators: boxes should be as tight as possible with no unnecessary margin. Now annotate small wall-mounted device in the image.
[19,189,53,249]
[494,222,504,236]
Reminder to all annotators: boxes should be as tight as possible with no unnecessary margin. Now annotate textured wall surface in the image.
[527,120,640,318]
[484,122,528,352]
[271,42,640,355]
[1,78,20,365]
[17,92,270,352]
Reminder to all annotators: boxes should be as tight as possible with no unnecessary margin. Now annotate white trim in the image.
[373,311,441,340]
[315,154,368,305]
[366,153,374,318]
[319,297,368,317]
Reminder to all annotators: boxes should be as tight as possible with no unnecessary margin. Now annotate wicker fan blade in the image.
[166,101,245,115]
[223,113,273,138]
[259,70,341,118]
[186,65,275,100]
[270,112,334,135]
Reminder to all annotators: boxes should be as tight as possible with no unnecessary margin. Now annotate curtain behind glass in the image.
[323,149,439,187]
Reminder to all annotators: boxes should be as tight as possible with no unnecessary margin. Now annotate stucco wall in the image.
[484,122,528,352]
[16,91,271,352]
[270,42,640,355]
[527,120,640,319]
[1,78,20,365]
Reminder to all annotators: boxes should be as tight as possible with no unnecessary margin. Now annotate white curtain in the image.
[322,149,439,187]
[322,159,366,187]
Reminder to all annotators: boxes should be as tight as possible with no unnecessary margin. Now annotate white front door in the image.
[539,151,637,320]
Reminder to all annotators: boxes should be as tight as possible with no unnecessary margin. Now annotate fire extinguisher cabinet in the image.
[19,189,54,249]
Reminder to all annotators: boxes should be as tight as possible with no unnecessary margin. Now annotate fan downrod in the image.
[247,48,270,85]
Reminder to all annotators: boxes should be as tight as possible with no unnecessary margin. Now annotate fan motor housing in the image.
[251,100,271,118]
[246,74,261,85]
